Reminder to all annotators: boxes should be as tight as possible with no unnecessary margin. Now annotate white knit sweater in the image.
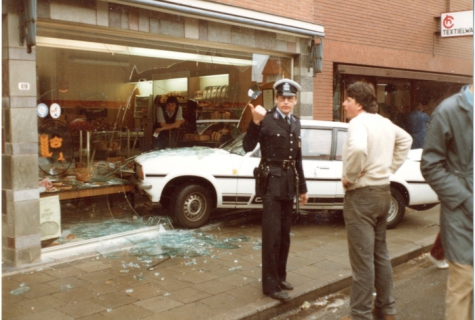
[342,112,412,190]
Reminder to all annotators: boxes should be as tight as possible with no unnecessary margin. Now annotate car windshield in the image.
[221,133,247,156]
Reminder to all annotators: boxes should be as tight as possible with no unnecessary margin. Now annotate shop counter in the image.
[40,179,136,205]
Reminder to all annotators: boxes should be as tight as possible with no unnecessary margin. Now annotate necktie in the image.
[284,116,290,125]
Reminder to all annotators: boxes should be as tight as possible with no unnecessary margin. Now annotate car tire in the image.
[159,196,171,209]
[408,203,439,211]
[387,187,406,229]
[171,185,212,228]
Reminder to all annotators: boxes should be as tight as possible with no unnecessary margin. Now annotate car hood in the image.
[135,147,233,173]
[136,147,230,162]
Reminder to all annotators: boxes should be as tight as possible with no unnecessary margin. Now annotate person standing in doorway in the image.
[152,96,184,150]
[405,102,430,149]
[407,103,447,269]
[421,84,473,320]
[340,82,412,320]
[243,79,308,302]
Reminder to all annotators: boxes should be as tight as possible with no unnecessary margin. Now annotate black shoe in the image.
[268,290,290,302]
[280,281,294,290]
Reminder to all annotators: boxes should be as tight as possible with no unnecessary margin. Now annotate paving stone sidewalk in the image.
[2,207,440,320]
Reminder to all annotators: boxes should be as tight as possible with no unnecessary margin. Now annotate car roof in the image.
[300,119,349,129]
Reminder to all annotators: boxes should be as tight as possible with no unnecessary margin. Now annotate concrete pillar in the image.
[2,1,41,266]
[295,38,314,119]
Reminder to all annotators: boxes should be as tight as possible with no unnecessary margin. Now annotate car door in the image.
[236,148,262,208]
[301,127,342,208]
[332,128,347,207]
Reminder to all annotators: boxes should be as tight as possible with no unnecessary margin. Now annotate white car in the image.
[134,120,439,229]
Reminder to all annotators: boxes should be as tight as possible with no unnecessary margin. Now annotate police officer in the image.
[243,79,308,302]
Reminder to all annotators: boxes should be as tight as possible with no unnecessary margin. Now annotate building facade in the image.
[313,0,473,121]
[2,0,472,267]
[2,0,323,266]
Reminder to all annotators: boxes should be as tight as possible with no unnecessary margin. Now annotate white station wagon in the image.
[134,120,439,229]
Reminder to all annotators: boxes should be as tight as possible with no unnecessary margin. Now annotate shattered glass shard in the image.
[10,283,30,295]
[228,266,242,271]
[224,234,251,242]
[214,242,240,249]
[129,244,168,257]
[93,225,254,262]
[252,239,262,250]
[68,217,173,243]
[133,274,146,281]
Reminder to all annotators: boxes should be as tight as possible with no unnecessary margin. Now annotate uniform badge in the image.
[283,82,290,92]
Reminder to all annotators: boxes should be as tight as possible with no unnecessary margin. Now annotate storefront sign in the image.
[40,195,61,240]
[50,103,61,119]
[37,103,49,118]
[38,120,74,176]
[441,11,473,37]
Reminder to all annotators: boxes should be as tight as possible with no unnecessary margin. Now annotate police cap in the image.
[273,78,301,97]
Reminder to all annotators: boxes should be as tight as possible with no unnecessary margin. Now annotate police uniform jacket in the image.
[243,107,307,199]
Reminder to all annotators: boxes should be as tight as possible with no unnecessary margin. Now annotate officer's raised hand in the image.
[248,103,267,125]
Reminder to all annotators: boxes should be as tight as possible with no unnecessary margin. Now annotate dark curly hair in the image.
[166,96,179,105]
[346,82,378,114]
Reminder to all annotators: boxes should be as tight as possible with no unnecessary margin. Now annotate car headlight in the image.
[135,163,144,180]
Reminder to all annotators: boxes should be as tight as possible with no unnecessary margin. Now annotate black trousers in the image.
[261,197,293,295]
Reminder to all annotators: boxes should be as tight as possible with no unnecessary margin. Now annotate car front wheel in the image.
[171,185,212,228]
[387,187,406,229]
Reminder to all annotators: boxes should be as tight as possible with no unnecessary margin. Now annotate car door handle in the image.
[317,167,330,170]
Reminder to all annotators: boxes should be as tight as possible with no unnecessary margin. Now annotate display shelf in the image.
[40,179,135,204]
[78,129,143,165]
[134,95,152,118]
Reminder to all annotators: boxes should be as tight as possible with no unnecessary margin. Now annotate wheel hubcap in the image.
[184,194,206,221]
[388,198,398,221]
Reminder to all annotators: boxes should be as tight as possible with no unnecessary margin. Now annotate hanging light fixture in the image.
[58,79,69,92]
[57,52,69,93]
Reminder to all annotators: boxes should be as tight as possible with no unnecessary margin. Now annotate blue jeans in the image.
[343,185,396,320]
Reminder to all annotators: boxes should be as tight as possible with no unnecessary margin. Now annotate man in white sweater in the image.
[340,82,412,320]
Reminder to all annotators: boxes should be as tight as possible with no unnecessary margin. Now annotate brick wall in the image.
[312,0,473,120]
[313,60,334,120]
[315,0,472,60]
[450,0,474,11]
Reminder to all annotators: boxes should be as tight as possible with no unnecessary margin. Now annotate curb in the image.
[235,243,433,320]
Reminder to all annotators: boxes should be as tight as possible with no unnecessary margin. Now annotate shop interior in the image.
[36,32,292,247]
[333,74,465,124]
